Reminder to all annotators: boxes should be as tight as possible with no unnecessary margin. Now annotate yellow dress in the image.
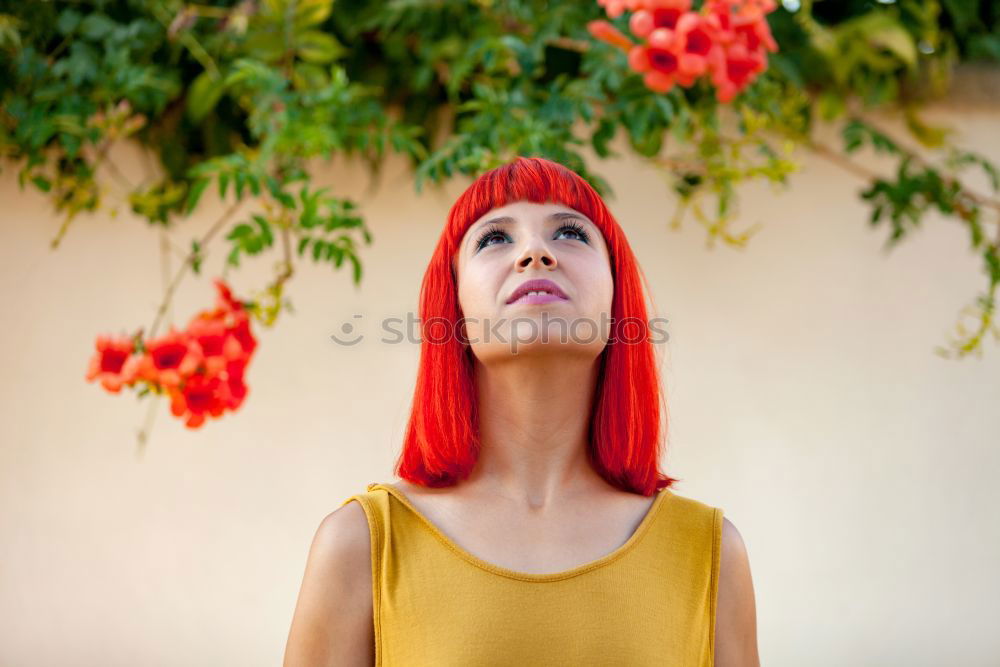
[339,482,724,666]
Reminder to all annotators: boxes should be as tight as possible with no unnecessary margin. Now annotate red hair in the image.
[394,156,679,496]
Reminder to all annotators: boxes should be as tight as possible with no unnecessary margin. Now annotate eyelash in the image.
[474,222,591,251]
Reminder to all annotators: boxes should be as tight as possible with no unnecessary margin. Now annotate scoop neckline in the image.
[367,481,671,582]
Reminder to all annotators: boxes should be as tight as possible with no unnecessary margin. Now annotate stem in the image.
[802,133,1000,246]
[147,199,243,339]
[854,113,1000,215]
[803,136,880,181]
[279,223,293,284]
[159,228,174,328]
[265,222,295,318]
[151,2,220,79]
[650,155,709,175]
[50,211,77,250]
[188,4,231,19]
[88,138,135,196]
[135,391,161,458]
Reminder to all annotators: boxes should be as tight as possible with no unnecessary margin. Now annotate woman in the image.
[284,157,758,666]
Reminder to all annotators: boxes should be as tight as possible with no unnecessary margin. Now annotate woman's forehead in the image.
[474,200,583,220]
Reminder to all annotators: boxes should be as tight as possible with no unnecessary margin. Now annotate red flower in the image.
[712,41,766,102]
[88,278,258,430]
[643,41,680,93]
[186,315,245,375]
[733,0,777,21]
[597,0,628,18]
[212,277,245,313]
[674,11,719,84]
[595,0,779,101]
[629,2,690,39]
[734,15,778,53]
[587,19,635,51]
[220,359,249,410]
[169,373,227,429]
[85,335,138,393]
[134,328,202,388]
[228,315,258,357]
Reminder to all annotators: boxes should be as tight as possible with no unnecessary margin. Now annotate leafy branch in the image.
[3,0,1000,358]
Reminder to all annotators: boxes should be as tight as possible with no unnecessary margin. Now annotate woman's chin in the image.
[471,338,609,361]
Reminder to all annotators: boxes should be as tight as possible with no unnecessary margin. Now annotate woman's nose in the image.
[515,240,557,271]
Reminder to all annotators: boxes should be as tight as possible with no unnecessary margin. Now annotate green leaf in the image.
[187,71,224,123]
[263,0,287,15]
[56,9,83,35]
[969,34,1000,62]
[235,170,247,199]
[241,33,286,65]
[292,62,328,89]
[274,189,295,208]
[80,14,115,41]
[185,178,210,213]
[218,172,230,200]
[296,30,345,64]
[191,240,203,274]
[767,53,804,88]
[867,23,917,69]
[591,118,616,158]
[252,214,274,247]
[942,0,982,33]
[297,236,311,255]
[226,223,254,240]
[294,0,333,29]
[817,91,845,122]
[295,30,347,65]
[348,254,362,284]
[981,160,999,193]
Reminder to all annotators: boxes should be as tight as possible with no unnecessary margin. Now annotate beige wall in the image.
[2,103,999,666]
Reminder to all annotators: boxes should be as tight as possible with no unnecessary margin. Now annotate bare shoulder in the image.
[283,501,374,667]
[714,517,760,667]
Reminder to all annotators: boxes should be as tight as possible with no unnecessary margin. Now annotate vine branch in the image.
[147,199,243,339]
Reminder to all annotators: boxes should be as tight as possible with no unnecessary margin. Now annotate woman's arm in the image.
[283,502,375,667]
[714,517,760,667]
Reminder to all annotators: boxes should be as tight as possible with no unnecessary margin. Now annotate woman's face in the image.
[454,200,613,362]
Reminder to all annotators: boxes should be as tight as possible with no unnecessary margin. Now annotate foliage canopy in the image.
[2,0,1000,358]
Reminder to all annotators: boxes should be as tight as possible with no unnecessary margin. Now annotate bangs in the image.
[447,157,607,241]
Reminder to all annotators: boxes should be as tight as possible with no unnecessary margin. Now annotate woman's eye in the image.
[478,232,507,249]
[476,223,590,251]
[556,225,590,243]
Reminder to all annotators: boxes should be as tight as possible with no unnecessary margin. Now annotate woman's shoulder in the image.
[312,482,385,585]
[315,498,372,572]
[715,513,759,664]
[284,499,374,664]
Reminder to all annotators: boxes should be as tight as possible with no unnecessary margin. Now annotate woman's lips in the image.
[505,278,570,304]
[508,292,569,305]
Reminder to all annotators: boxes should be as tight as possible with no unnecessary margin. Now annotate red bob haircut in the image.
[394,156,679,496]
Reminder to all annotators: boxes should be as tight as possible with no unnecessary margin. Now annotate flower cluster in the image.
[588,0,779,102]
[85,279,257,429]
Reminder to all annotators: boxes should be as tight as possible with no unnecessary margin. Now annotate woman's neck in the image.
[464,353,609,509]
